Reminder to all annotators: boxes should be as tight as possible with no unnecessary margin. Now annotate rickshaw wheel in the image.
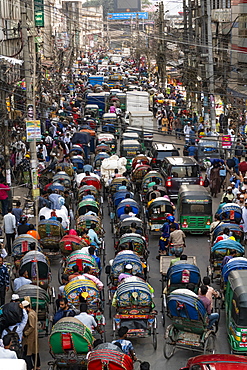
[58,265,65,285]
[153,327,157,350]
[162,301,166,327]
[163,337,175,359]
[203,333,216,355]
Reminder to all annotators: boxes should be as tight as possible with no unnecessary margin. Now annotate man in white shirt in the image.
[0,334,18,359]
[13,270,32,292]
[74,303,102,334]
[3,208,16,255]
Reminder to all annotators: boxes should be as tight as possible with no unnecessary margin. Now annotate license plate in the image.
[182,182,189,185]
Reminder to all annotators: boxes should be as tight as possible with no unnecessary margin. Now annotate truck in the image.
[128,111,154,147]
[88,75,104,86]
[86,92,110,117]
[126,91,149,112]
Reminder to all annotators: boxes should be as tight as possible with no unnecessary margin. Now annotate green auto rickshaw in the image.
[177,185,212,234]
[120,139,142,171]
[225,269,247,354]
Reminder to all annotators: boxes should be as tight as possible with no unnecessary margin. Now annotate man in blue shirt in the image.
[13,270,32,292]
[112,326,136,361]
[0,256,9,305]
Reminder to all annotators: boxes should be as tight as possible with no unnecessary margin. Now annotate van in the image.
[161,156,203,198]
[148,143,180,169]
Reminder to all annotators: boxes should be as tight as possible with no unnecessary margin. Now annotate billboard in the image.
[114,0,141,12]
[108,12,148,20]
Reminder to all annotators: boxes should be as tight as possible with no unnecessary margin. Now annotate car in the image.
[148,143,180,169]
[161,156,203,199]
[180,354,247,370]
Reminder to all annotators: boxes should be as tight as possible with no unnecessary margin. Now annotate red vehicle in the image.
[180,354,247,370]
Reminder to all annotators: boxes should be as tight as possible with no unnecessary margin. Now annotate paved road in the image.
[39,130,231,369]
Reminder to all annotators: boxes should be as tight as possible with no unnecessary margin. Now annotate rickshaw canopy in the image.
[167,290,207,321]
[111,250,143,277]
[71,132,91,144]
[222,257,247,282]
[147,197,174,214]
[166,263,201,286]
[117,199,140,217]
[211,239,244,254]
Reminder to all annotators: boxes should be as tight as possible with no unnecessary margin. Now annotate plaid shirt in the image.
[0,265,9,287]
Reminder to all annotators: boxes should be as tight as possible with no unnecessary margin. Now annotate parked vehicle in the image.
[179,354,247,370]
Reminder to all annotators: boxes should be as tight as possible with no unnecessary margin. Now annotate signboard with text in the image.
[26,120,41,142]
[35,0,44,27]
[108,12,148,20]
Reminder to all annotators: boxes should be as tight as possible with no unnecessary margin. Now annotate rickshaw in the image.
[71,155,84,173]
[131,155,150,170]
[221,257,247,302]
[131,165,151,190]
[69,145,84,157]
[120,140,142,171]
[112,276,157,349]
[19,250,51,290]
[71,132,91,159]
[177,185,213,234]
[53,171,72,189]
[78,175,102,190]
[106,250,144,317]
[208,239,244,281]
[116,199,141,220]
[108,176,131,194]
[11,234,42,285]
[78,184,100,202]
[116,233,148,260]
[84,104,100,120]
[16,284,52,336]
[164,289,216,358]
[112,189,134,208]
[64,250,99,276]
[76,214,104,237]
[48,317,94,369]
[97,133,117,154]
[64,279,105,332]
[95,143,111,155]
[141,171,165,196]
[38,219,65,252]
[59,234,86,256]
[94,152,110,172]
[77,199,101,217]
[117,216,145,238]
[211,223,244,245]
[146,197,174,233]
[87,342,133,370]
[145,185,167,203]
[102,113,119,138]
[216,203,242,224]
[55,162,74,177]
[100,157,128,197]
[224,269,247,354]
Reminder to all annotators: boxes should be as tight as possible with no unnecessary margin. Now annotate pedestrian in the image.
[112,326,137,361]
[183,122,191,144]
[0,180,10,216]
[0,256,9,305]
[17,215,30,235]
[2,300,28,342]
[3,208,16,255]
[0,334,18,359]
[239,157,247,177]
[12,200,22,224]
[235,139,244,162]
[221,186,235,203]
[209,163,221,197]
[22,300,41,370]
[219,161,227,190]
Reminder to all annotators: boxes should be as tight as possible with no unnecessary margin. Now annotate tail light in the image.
[242,333,247,342]
[166,176,172,187]
[182,269,190,283]
[182,219,188,228]
[206,219,211,225]
[152,158,156,164]
[200,176,204,186]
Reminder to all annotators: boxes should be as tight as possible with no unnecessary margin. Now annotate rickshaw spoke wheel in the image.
[204,334,216,355]
[163,337,175,359]
[153,328,157,350]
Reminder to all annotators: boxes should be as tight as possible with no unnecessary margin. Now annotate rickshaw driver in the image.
[198,285,219,330]
[74,303,103,334]
[112,326,137,361]
[221,249,237,269]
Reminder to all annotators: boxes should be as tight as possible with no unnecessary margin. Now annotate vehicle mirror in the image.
[105,265,111,274]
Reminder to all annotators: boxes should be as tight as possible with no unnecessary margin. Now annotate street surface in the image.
[36,129,231,369]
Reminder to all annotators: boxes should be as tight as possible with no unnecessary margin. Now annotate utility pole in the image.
[157,1,166,89]
[206,0,216,131]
